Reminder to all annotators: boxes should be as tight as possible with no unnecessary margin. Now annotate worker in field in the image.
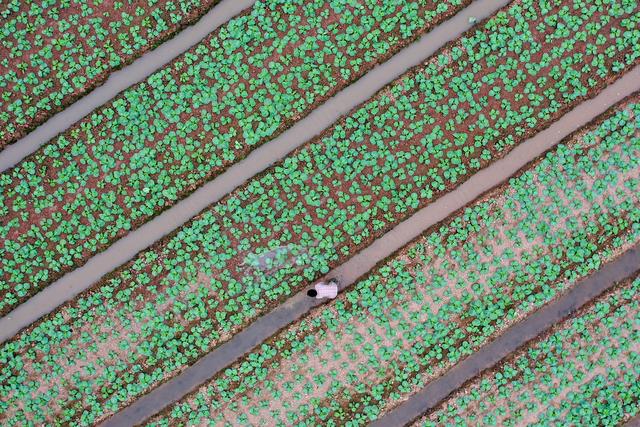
[307,278,339,299]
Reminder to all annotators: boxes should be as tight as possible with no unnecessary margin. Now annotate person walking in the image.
[307,278,339,299]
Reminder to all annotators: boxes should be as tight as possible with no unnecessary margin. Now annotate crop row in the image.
[1,0,640,423]
[0,0,473,314]
[146,97,640,426]
[416,274,640,427]
[0,0,225,147]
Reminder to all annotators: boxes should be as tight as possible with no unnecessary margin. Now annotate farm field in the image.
[1,0,639,318]
[0,0,226,147]
[0,0,476,314]
[3,0,640,426]
[2,87,640,425]
[416,273,640,427]
[143,95,640,426]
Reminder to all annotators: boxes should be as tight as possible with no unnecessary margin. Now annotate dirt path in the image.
[0,0,515,343]
[371,245,640,427]
[0,0,257,173]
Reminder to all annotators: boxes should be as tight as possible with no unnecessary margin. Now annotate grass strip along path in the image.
[0,0,473,314]
[146,95,640,426]
[415,273,640,427]
[0,0,226,148]
[2,0,640,424]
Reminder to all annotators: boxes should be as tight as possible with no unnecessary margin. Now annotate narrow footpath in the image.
[626,416,640,427]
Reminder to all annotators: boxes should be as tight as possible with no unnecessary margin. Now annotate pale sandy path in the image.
[626,415,640,427]
[0,0,514,343]
[0,0,257,173]
[372,245,640,427]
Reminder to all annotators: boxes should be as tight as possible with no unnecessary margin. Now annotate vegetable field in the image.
[141,95,640,426]
[2,0,639,317]
[0,0,474,314]
[3,87,640,425]
[3,0,640,425]
[417,274,640,427]
[0,0,225,147]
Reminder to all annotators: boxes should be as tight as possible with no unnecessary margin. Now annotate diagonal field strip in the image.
[371,245,640,427]
[143,95,640,425]
[100,71,640,426]
[0,0,515,337]
[0,0,478,314]
[0,0,256,168]
[2,2,640,424]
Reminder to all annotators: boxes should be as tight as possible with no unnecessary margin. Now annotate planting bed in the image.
[0,0,226,147]
[0,0,475,314]
[145,97,640,426]
[416,274,640,427]
[2,86,640,425]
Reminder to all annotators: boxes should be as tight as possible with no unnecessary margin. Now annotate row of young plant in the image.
[417,274,640,427]
[0,0,473,314]
[0,0,226,146]
[1,0,639,421]
[2,84,640,426]
[145,99,640,426]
